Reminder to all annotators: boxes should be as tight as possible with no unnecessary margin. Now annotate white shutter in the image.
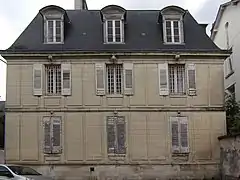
[170,116,180,153]
[124,63,133,95]
[33,64,43,96]
[187,64,196,96]
[180,117,189,153]
[43,117,51,154]
[95,63,105,95]
[158,63,169,96]
[52,117,62,154]
[61,63,71,96]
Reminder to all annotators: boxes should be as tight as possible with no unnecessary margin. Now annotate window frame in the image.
[105,19,124,44]
[45,19,64,44]
[163,15,184,44]
[168,64,186,95]
[107,116,126,155]
[45,64,62,96]
[106,63,123,95]
[224,57,234,79]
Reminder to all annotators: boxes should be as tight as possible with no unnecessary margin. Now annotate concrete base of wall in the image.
[30,164,220,180]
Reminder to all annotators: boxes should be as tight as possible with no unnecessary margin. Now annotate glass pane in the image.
[107,21,113,27]
[115,35,121,42]
[47,21,53,42]
[115,20,121,28]
[115,28,120,35]
[166,21,171,28]
[174,36,180,43]
[167,36,172,42]
[173,21,179,28]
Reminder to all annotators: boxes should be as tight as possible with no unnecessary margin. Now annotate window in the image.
[0,166,13,178]
[106,64,123,94]
[45,65,62,95]
[43,116,61,154]
[106,20,123,43]
[171,116,188,153]
[224,57,234,78]
[46,19,63,43]
[164,20,182,44]
[8,166,41,176]
[169,64,185,95]
[107,116,126,155]
[226,84,235,99]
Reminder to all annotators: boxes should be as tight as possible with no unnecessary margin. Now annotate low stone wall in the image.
[29,163,219,180]
[219,134,240,180]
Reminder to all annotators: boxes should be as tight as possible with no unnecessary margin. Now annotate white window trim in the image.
[46,19,64,44]
[106,64,123,95]
[45,65,62,96]
[163,18,184,44]
[105,19,124,44]
[169,64,186,95]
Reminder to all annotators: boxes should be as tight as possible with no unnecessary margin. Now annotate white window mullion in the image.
[120,20,123,43]
[178,21,181,43]
[113,20,116,42]
[171,21,174,43]
[53,20,56,42]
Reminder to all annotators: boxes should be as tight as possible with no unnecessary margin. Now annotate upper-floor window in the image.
[101,5,126,44]
[165,20,181,43]
[46,19,63,43]
[160,6,185,44]
[106,20,123,43]
[169,64,185,95]
[45,64,62,95]
[106,64,123,94]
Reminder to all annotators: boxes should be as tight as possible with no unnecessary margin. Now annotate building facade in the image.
[1,4,229,180]
[211,0,240,99]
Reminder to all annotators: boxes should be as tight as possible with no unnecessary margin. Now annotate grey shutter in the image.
[187,64,196,96]
[95,63,105,95]
[180,117,189,153]
[116,116,126,154]
[52,117,62,154]
[124,63,133,95]
[107,116,115,154]
[61,63,71,96]
[33,64,43,96]
[171,117,180,153]
[43,117,51,154]
[158,63,169,96]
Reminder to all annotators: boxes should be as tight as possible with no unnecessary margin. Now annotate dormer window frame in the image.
[44,15,64,44]
[104,18,124,44]
[163,15,184,45]
[45,17,64,44]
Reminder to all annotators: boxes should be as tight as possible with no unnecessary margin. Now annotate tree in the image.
[225,94,240,135]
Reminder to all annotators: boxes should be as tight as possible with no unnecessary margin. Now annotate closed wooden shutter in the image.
[180,117,189,153]
[43,117,51,154]
[158,63,169,95]
[61,63,71,96]
[124,63,133,95]
[187,64,196,96]
[116,116,126,154]
[52,117,62,154]
[95,63,105,95]
[171,117,180,153]
[33,64,43,96]
[107,116,115,154]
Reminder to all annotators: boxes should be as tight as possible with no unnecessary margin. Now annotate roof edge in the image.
[218,133,240,140]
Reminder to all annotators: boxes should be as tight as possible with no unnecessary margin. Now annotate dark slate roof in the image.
[2,8,224,54]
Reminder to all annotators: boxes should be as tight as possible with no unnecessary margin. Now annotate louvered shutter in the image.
[171,117,180,153]
[33,64,43,96]
[107,116,115,154]
[43,117,51,154]
[52,117,62,154]
[180,117,189,153]
[187,64,196,96]
[116,117,126,154]
[124,63,133,95]
[61,63,71,96]
[95,63,105,95]
[158,63,169,96]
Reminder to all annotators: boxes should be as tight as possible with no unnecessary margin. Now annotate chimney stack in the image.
[74,0,88,10]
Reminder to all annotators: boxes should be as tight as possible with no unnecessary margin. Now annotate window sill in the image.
[106,94,123,98]
[225,71,234,79]
[44,42,64,45]
[169,94,187,98]
[108,154,126,160]
[104,42,125,45]
[44,96,62,98]
[163,42,185,45]
[172,152,189,157]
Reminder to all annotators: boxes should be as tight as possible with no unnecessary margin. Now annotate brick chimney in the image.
[74,0,88,10]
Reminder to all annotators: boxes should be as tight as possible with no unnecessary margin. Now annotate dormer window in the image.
[46,19,63,43]
[39,5,69,44]
[101,5,126,44]
[160,6,185,44]
[106,20,123,43]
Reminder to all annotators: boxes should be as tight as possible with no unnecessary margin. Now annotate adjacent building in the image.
[211,0,240,99]
[0,1,229,179]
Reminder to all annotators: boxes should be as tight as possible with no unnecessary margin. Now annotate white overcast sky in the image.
[0,0,228,100]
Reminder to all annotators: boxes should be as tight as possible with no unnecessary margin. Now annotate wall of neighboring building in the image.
[5,57,225,179]
[219,134,240,180]
[213,2,240,100]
